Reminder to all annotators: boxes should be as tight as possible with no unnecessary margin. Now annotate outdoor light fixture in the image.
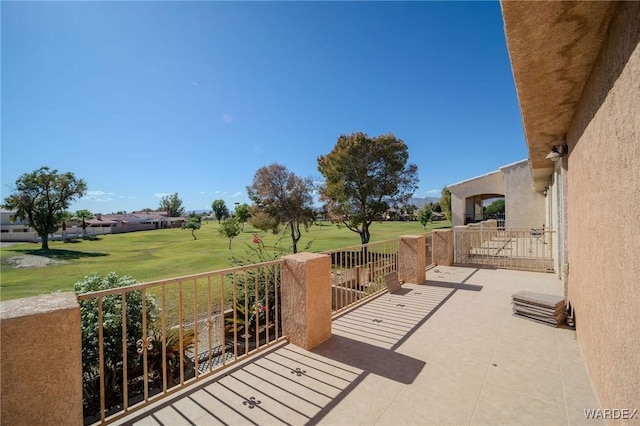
[546,144,568,162]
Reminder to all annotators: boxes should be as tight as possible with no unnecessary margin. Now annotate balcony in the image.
[107,265,598,425]
[1,233,602,425]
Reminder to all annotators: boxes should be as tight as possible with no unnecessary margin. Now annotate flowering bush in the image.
[227,234,289,337]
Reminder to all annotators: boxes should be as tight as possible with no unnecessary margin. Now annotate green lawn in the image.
[0,220,450,301]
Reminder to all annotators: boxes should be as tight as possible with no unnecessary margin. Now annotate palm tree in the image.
[59,211,73,239]
[74,209,94,237]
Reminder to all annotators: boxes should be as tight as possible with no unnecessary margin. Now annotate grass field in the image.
[0,220,450,301]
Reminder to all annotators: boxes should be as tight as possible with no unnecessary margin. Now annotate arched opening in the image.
[463,193,505,225]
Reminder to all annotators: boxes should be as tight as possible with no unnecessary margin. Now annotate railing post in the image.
[0,293,83,425]
[398,235,426,284]
[433,229,454,266]
[281,252,332,350]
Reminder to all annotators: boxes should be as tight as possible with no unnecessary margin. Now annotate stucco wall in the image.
[281,252,332,350]
[566,1,640,411]
[0,293,83,425]
[449,170,504,227]
[501,160,545,229]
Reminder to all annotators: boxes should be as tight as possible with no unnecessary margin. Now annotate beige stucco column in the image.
[398,235,426,284]
[432,229,454,266]
[0,293,83,426]
[281,252,332,350]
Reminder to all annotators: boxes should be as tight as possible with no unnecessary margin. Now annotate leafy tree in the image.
[440,187,452,221]
[158,193,185,217]
[248,210,281,234]
[318,132,418,244]
[418,206,433,230]
[187,211,203,222]
[2,166,87,249]
[74,209,94,237]
[182,218,201,240]
[484,199,505,218]
[432,202,442,213]
[247,163,314,254]
[219,217,241,249]
[211,199,229,224]
[235,203,251,231]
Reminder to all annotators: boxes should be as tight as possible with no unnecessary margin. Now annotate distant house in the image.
[0,209,37,242]
[87,211,185,232]
[430,212,445,221]
[0,209,186,242]
[448,159,545,229]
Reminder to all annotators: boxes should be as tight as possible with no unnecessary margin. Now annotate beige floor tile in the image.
[317,373,404,426]
[206,374,312,425]
[130,416,162,426]
[483,361,565,405]
[426,337,495,376]
[411,361,485,401]
[142,404,197,426]
[472,382,567,426]
[491,337,561,374]
[378,387,477,425]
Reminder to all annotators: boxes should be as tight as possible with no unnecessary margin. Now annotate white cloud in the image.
[232,192,242,197]
[425,189,440,194]
[222,113,233,124]
[192,81,199,86]
[86,190,113,196]
[83,190,114,202]
[154,193,172,198]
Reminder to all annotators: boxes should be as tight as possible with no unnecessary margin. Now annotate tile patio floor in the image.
[114,266,601,426]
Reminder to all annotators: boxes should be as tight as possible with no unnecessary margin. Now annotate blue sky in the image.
[1,1,526,214]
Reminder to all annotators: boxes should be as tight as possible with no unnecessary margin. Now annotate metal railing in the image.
[454,227,554,272]
[76,260,284,425]
[322,239,399,314]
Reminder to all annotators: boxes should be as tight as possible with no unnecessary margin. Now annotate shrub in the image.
[74,272,159,418]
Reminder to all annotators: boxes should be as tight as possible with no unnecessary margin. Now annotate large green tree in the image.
[247,163,314,254]
[158,193,185,217]
[317,132,418,244]
[2,167,87,249]
[211,199,229,224]
[484,199,505,218]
